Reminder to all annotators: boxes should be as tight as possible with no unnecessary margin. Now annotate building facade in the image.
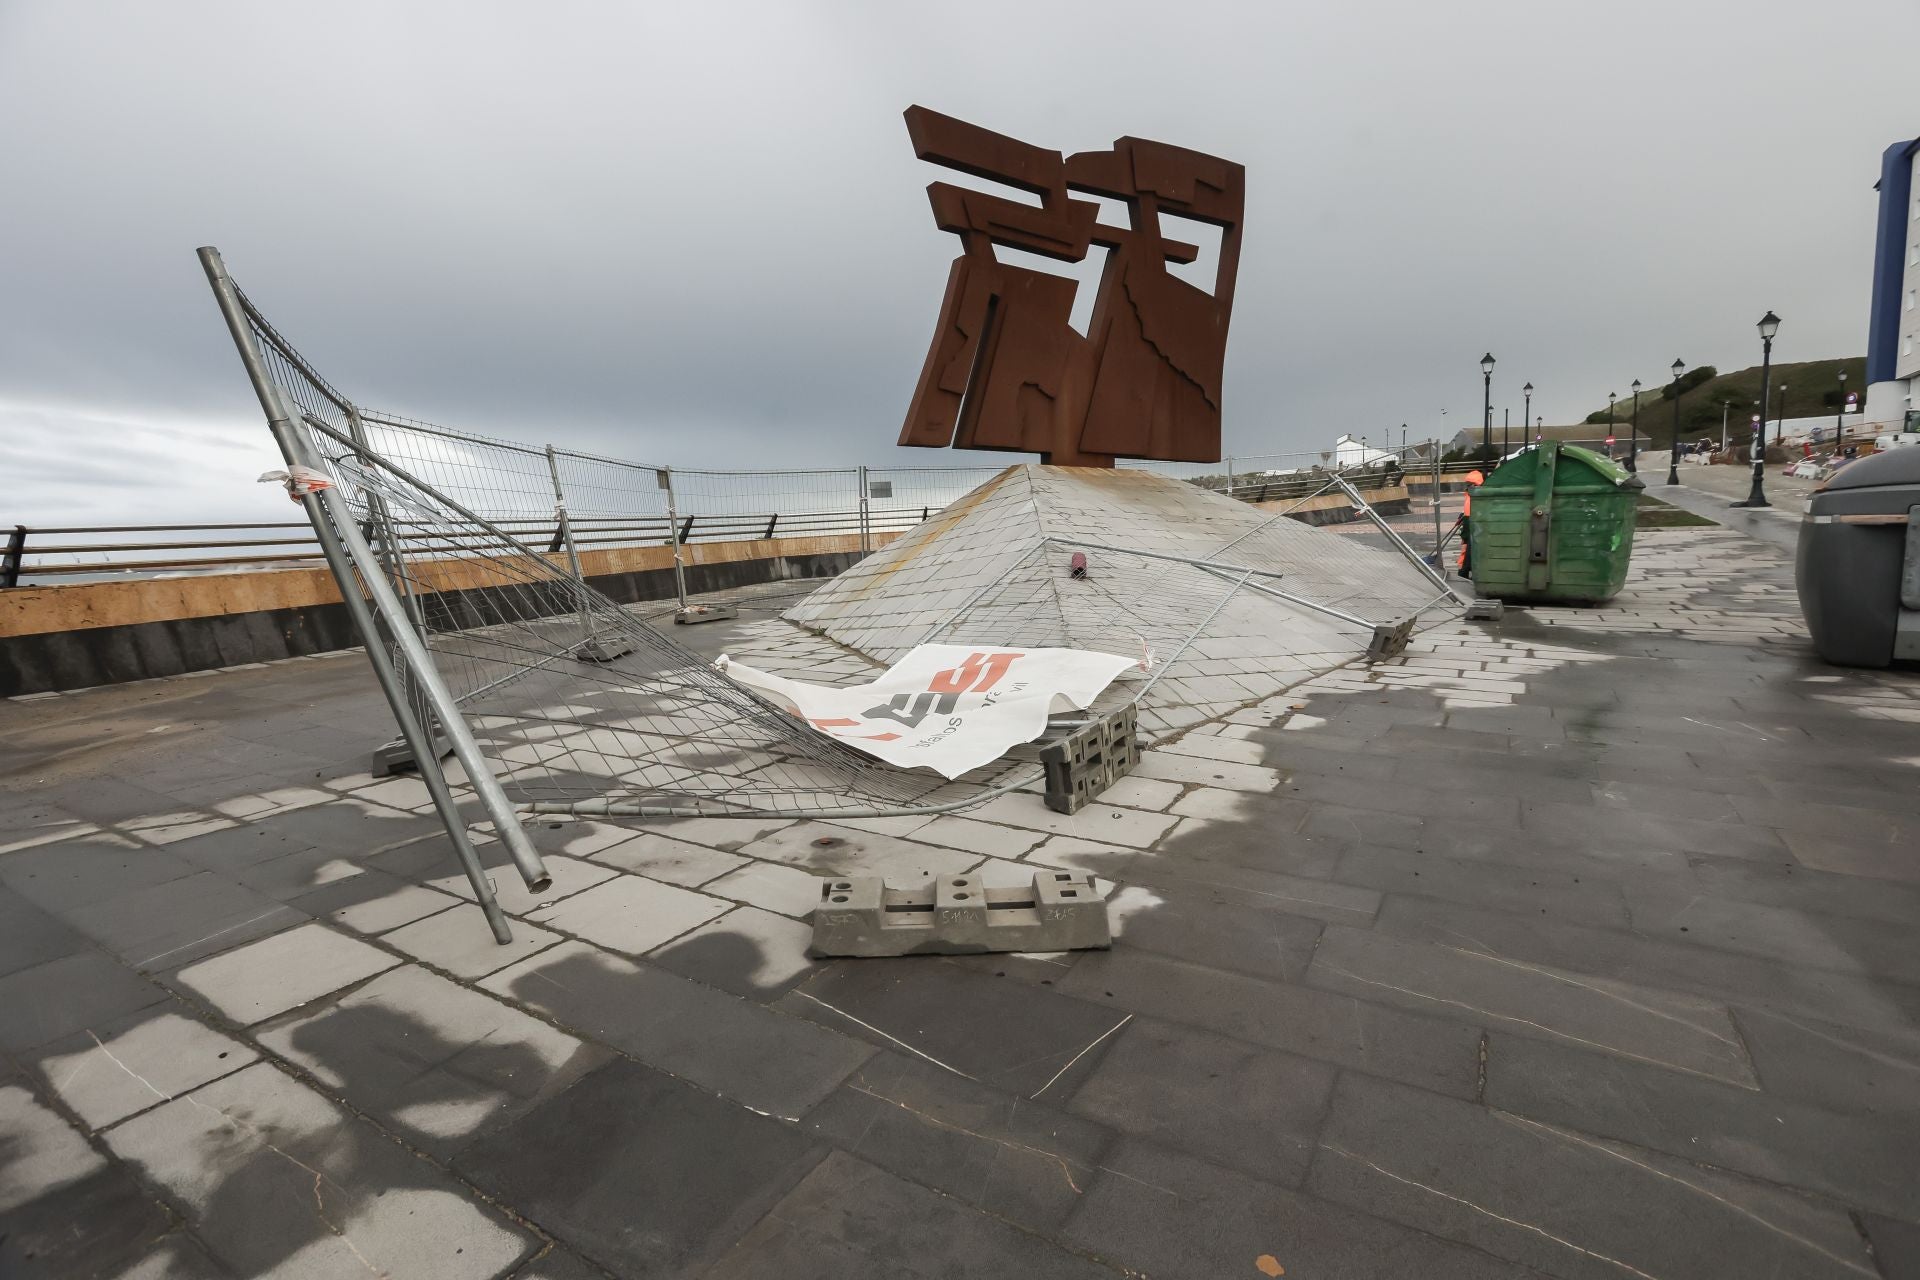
[1865,135,1920,435]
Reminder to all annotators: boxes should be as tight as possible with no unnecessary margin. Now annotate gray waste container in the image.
[1795,447,1920,667]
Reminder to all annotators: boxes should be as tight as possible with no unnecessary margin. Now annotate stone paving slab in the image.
[483,940,873,1118]
[170,922,399,1025]
[782,959,1131,1099]
[0,888,88,979]
[66,869,310,970]
[708,1149,1124,1280]
[35,1001,257,1130]
[260,963,612,1158]
[1065,1015,1334,1187]
[1309,1071,1876,1280]
[650,904,818,999]
[454,1057,825,1278]
[0,952,169,1054]
[286,865,464,934]
[381,901,566,978]
[1063,1137,1545,1279]
[107,1061,534,1278]
[0,1155,178,1280]
[0,1079,106,1212]
[1484,1032,1920,1221]
[1306,923,1758,1086]
[589,828,749,886]
[527,871,731,956]
[798,1049,1113,1235]
[1058,946,1485,1099]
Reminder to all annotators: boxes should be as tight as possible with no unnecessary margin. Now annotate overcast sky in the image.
[2,0,1914,527]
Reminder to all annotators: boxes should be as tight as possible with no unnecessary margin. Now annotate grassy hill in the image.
[1581,356,1867,448]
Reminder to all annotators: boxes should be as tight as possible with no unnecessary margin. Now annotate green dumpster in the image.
[1468,442,1644,603]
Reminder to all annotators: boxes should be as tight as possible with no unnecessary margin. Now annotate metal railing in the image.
[4,441,1482,587]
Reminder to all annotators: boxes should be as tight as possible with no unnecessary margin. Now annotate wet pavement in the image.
[2,522,1918,1279]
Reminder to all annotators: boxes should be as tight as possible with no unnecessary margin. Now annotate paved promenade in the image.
[2,522,1918,1279]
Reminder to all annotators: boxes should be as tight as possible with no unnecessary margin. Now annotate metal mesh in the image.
[232,287,1043,818]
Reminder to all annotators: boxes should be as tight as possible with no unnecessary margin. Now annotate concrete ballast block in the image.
[810,870,1111,957]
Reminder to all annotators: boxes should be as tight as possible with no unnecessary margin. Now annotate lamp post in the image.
[1734,311,1779,508]
[1480,353,1495,460]
[1775,384,1788,449]
[1627,379,1642,473]
[1666,358,1686,485]
[1535,415,1542,441]
[1522,382,1533,456]
[1835,370,1847,452]
[1503,408,1510,457]
[1607,392,1617,459]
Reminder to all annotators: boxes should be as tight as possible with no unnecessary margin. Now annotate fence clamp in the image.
[1040,703,1140,814]
[258,466,333,502]
[810,870,1111,957]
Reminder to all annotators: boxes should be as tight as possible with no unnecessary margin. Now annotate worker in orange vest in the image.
[1457,469,1486,576]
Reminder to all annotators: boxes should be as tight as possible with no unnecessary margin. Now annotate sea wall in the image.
[0,532,893,697]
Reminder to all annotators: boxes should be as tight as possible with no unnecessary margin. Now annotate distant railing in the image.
[3,508,912,587]
[4,443,1475,587]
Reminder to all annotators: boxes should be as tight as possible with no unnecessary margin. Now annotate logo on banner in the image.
[803,651,1026,739]
[862,651,1022,728]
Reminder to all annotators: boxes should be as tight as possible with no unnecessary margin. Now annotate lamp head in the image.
[1757,311,1781,340]
[1481,353,1495,374]
[1522,382,1533,394]
[1671,358,1685,379]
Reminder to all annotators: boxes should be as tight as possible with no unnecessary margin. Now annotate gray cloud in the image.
[1,0,1913,524]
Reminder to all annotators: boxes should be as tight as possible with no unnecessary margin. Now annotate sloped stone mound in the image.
[787,466,1447,737]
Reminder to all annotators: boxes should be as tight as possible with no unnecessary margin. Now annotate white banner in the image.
[716,644,1137,779]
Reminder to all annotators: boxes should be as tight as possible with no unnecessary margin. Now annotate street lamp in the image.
[1836,370,1847,451]
[1628,379,1642,473]
[1666,358,1685,485]
[1734,311,1779,508]
[1535,415,1543,441]
[1522,382,1533,456]
[1607,392,1617,459]
[1775,384,1788,448]
[1480,353,1495,459]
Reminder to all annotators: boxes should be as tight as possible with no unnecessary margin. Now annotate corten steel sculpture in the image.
[898,105,1245,467]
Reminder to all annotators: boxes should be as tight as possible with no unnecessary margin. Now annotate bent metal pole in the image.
[198,246,551,899]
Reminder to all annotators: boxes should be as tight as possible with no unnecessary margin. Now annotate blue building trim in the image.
[1867,137,1920,385]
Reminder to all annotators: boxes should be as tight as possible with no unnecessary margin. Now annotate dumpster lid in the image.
[1817,446,1920,491]
[1480,442,1643,491]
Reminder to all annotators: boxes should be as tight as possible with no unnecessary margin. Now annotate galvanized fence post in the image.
[1431,439,1444,562]
[1225,456,1237,497]
[198,246,548,935]
[344,405,427,638]
[544,445,596,645]
[659,465,691,612]
[858,465,871,555]
[1,526,24,589]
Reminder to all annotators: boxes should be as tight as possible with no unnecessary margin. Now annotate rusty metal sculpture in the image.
[898,106,1244,467]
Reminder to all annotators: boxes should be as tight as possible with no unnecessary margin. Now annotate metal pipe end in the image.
[526,874,553,894]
